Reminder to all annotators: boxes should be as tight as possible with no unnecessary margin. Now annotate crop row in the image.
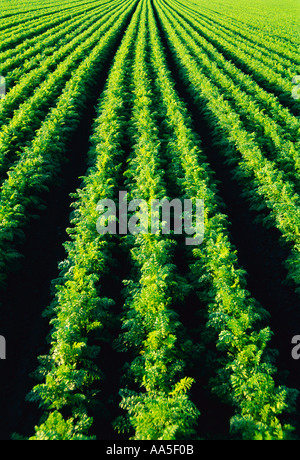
[0,0,137,291]
[24,0,299,441]
[0,1,109,85]
[159,1,300,200]
[0,0,125,182]
[27,0,143,440]
[164,0,298,114]
[154,0,300,297]
[147,0,298,440]
[113,1,200,440]
[0,6,84,53]
[1,2,99,37]
[185,0,300,46]
[163,0,300,138]
[172,0,300,68]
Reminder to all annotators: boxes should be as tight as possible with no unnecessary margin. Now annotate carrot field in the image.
[0,0,300,441]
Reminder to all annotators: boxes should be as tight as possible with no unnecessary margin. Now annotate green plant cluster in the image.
[165,0,299,110]
[114,1,200,440]
[159,0,299,158]
[0,0,136,290]
[1,0,299,442]
[0,0,107,86]
[155,0,300,296]
[151,0,298,440]
[26,0,140,440]
[0,0,126,180]
[161,0,300,193]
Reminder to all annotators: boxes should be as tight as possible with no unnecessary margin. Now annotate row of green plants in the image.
[155,0,300,297]
[26,0,142,440]
[0,0,92,27]
[0,0,126,181]
[181,0,300,50]
[0,0,137,291]
[0,0,107,86]
[147,0,298,440]
[165,0,300,139]
[113,0,200,440]
[0,0,92,17]
[0,0,92,61]
[0,0,99,34]
[160,1,300,194]
[0,0,119,111]
[2,0,297,441]
[0,1,98,53]
[27,0,300,440]
[171,0,300,70]
[163,0,296,109]
[0,0,104,31]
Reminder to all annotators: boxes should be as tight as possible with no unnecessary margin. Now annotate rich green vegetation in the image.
[0,0,299,441]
